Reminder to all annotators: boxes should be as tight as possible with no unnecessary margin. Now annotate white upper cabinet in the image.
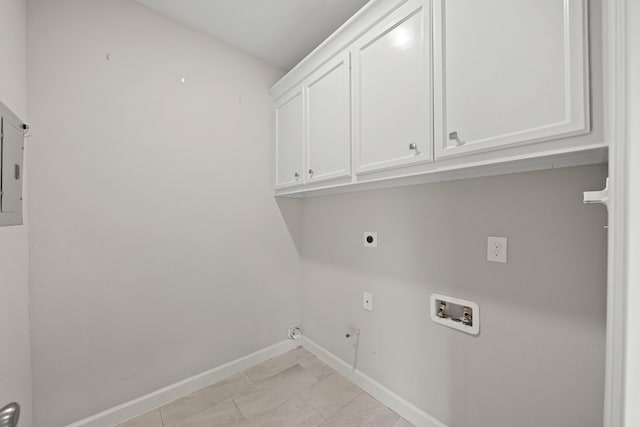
[434,0,590,158]
[275,88,304,189]
[270,0,602,196]
[306,52,352,183]
[352,0,433,175]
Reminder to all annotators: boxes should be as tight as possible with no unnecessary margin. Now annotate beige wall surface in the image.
[26,1,302,425]
[0,1,32,427]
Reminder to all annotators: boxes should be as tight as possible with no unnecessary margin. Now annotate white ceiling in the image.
[134,0,370,70]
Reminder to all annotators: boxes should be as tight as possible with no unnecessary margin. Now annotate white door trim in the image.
[603,0,628,425]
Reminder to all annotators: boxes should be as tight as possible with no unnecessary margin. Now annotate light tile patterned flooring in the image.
[116,347,414,427]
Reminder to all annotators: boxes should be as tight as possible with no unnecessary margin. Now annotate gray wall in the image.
[301,164,607,427]
[26,1,302,426]
[0,1,32,427]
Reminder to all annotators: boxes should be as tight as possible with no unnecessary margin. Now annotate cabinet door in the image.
[306,53,351,183]
[275,88,304,189]
[352,0,433,175]
[434,0,589,158]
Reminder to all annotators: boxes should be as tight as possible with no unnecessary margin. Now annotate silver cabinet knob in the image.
[449,131,465,146]
[409,143,421,155]
[308,169,314,177]
[294,172,300,180]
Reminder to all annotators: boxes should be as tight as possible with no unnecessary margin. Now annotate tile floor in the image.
[116,347,414,427]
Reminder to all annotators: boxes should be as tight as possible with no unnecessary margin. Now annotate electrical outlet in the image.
[363,292,373,311]
[487,236,508,263]
[364,232,377,248]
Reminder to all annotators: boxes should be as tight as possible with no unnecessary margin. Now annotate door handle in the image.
[0,402,20,427]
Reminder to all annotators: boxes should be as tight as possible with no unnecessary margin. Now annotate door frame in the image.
[603,0,631,425]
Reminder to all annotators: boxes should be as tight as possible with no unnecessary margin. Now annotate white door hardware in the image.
[583,177,609,209]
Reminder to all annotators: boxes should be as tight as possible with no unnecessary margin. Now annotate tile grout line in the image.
[324,390,365,422]
[121,349,403,427]
[158,407,165,427]
[243,352,314,385]
[297,372,365,422]
[297,392,327,421]
[163,378,254,427]
[237,363,321,424]
[242,369,256,386]
[231,372,262,423]
[230,396,247,424]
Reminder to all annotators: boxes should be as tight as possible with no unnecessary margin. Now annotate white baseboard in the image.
[299,336,447,427]
[66,340,298,427]
[66,336,445,427]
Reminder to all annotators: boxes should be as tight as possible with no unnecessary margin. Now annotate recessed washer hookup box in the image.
[430,293,480,335]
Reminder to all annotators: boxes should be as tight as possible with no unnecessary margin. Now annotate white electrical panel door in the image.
[306,53,351,184]
[275,88,304,189]
[1,117,23,214]
[434,0,590,158]
[352,0,432,175]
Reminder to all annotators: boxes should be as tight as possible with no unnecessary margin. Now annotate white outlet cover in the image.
[364,232,377,248]
[487,236,508,263]
[363,292,373,311]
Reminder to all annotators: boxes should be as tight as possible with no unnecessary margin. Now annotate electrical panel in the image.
[0,100,26,226]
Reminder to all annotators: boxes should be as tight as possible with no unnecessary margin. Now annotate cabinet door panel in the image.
[275,89,304,188]
[306,53,351,183]
[353,0,432,175]
[435,0,589,158]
